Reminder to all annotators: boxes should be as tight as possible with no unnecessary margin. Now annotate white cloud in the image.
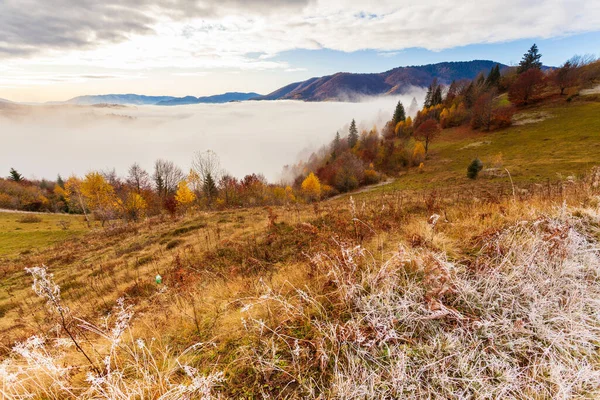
[1,0,599,94]
[2,1,599,64]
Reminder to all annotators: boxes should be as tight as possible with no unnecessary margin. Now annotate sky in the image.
[1,0,599,103]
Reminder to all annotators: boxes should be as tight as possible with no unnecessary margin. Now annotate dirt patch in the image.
[512,111,554,126]
[461,141,491,150]
[580,85,600,96]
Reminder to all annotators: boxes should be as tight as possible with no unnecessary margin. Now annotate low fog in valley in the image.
[0,90,425,182]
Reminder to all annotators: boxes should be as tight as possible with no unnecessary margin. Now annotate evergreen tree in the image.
[467,158,483,179]
[424,79,438,108]
[445,80,458,103]
[348,119,359,149]
[475,72,486,87]
[485,64,501,88]
[464,82,475,108]
[392,100,406,125]
[57,174,65,189]
[518,44,542,73]
[408,97,419,116]
[331,131,341,159]
[8,168,23,182]
[432,85,443,106]
[203,172,218,205]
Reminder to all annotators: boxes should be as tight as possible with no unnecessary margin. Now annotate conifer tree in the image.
[348,119,359,149]
[56,174,65,189]
[424,79,438,108]
[485,64,501,88]
[203,172,218,205]
[331,131,341,159]
[432,85,443,106]
[518,44,542,73]
[8,168,23,182]
[408,97,419,116]
[392,100,406,125]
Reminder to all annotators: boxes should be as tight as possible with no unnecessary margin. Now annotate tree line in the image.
[286,44,600,195]
[2,45,599,217]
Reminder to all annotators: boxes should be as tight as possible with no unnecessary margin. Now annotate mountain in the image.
[255,60,508,102]
[63,92,261,106]
[65,94,176,105]
[156,92,261,106]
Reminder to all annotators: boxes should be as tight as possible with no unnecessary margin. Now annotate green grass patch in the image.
[378,101,600,193]
[0,212,88,257]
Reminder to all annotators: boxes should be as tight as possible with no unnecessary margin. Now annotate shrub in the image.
[467,158,484,179]
[166,239,184,250]
[18,215,42,223]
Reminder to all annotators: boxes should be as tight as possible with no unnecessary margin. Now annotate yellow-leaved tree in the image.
[174,179,196,213]
[80,172,118,226]
[124,192,147,222]
[412,142,426,166]
[301,172,321,202]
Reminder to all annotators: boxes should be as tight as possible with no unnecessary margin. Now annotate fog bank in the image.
[0,91,425,182]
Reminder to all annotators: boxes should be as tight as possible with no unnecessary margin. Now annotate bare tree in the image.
[192,150,223,183]
[192,150,224,205]
[127,163,151,193]
[153,159,184,198]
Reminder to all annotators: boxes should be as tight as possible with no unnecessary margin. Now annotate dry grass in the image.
[2,166,600,398]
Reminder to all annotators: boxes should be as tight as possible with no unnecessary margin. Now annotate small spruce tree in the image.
[331,131,341,159]
[517,44,542,73]
[485,64,501,88]
[203,173,218,205]
[348,119,359,149]
[8,168,23,182]
[467,158,484,179]
[392,100,406,125]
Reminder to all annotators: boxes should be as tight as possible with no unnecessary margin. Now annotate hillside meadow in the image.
[2,98,600,398]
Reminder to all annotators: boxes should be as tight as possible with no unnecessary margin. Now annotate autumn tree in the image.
[518,44,542,73]
[174,179,196,213]
[333,153,365,193]
[218,174,240,207]
[508,68,544,105]
[552,60,577,95]
[64,177,90,226]
[412,142,426,165]
[392,100,406,125]
[348,119,359,149]
[123,192,147,221]
[80,172,118,226]
[471,91,495,131]
[414,119,441,153]
[301,172,321,201]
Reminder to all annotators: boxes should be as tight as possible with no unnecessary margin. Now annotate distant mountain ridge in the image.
[156,92,261,105]
[255,60,509,101]
[64,92,261,106]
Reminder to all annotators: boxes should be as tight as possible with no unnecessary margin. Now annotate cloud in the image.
[0,0,599,71]
[0,0,312,57]
[0,92,425,182]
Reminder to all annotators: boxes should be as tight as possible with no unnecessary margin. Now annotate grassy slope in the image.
[381,100,600,192]
[0,212,88,258]
[1,98,600,397]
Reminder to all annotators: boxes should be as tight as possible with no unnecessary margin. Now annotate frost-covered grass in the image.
[240,204,600,398]
[3,170,600,398]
